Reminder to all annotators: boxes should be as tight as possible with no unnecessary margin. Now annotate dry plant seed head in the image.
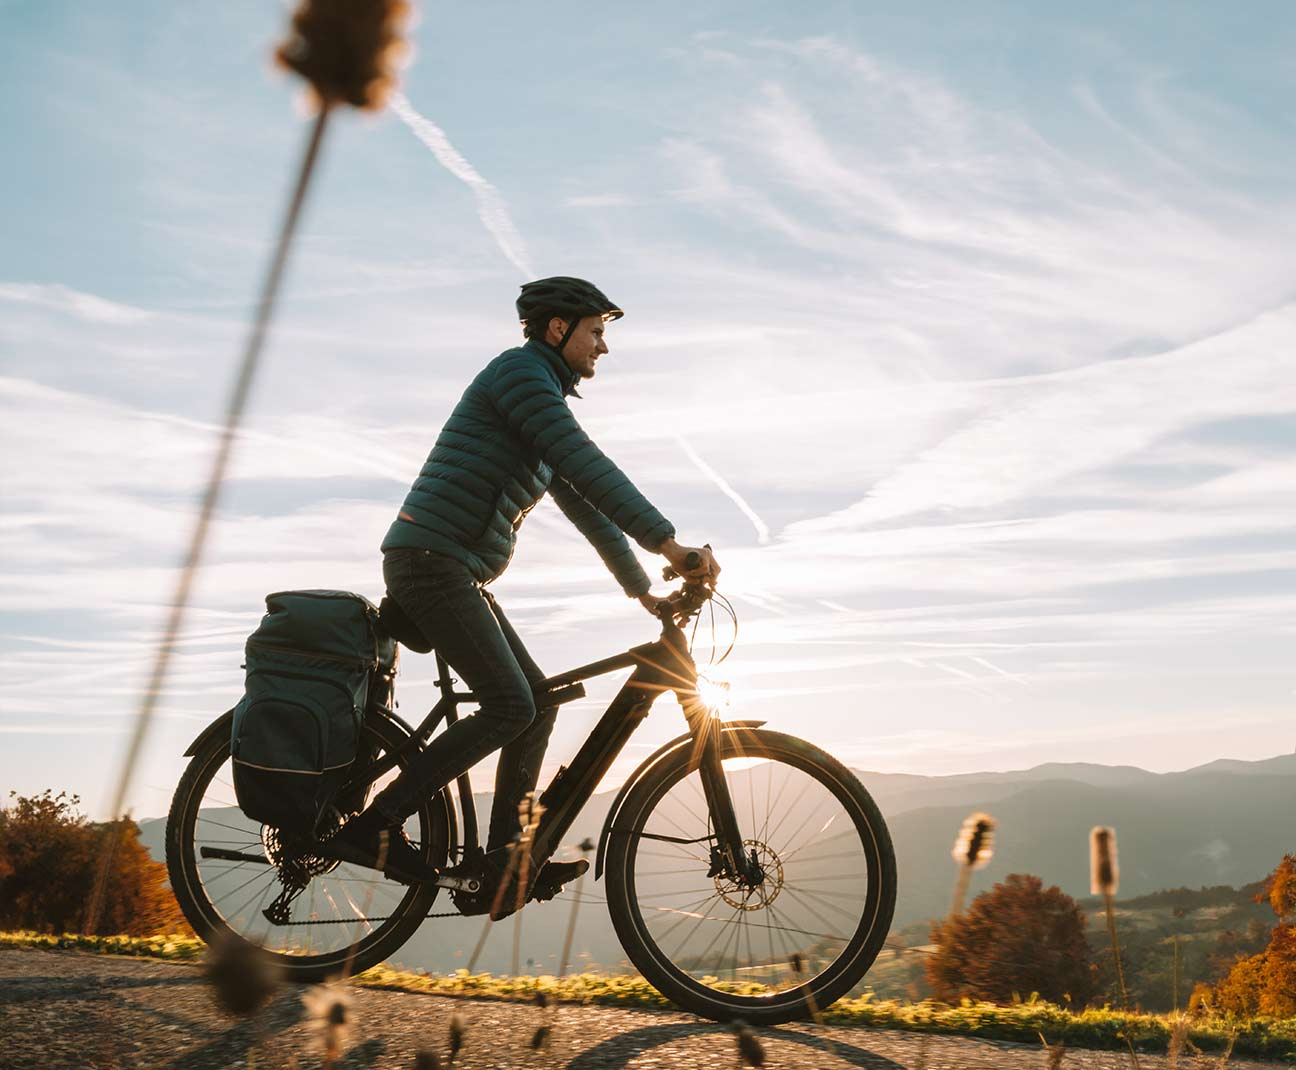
[1090,826,1120,896]
[1038,1032,1067,1069]
[578,836,595,853]
[1167,1016,1190,1070]
[204,932,282,1017]
[535,991,550,1010]
[414,1050,441,1070]
[448,1012,466,1061]
[275,0,413,111]
[731,1021,766,1068]
[529,1025,551,1051]
[789,952,805,977]
[952,812,996,869]
[302,983,352,1061]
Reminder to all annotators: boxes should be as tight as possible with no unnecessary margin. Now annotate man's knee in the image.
[487,688,538,740]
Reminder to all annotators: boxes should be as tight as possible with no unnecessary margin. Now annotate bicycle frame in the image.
[343,610,755,885]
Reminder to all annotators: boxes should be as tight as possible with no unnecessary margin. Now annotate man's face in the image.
[549,314,609,379]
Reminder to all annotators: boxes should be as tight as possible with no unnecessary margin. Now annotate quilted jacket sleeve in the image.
[550,476,653,597]
[493,353,676,553]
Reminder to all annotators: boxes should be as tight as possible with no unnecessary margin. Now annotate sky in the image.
[2,2,1294,821]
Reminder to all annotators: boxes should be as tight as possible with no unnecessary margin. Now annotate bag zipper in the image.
[246,638,377,671]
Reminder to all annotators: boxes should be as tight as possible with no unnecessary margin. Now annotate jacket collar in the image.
[524,338,582,398]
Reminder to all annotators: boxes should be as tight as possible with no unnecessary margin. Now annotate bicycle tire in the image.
[604,727,896,1025]
[165,711,453,980]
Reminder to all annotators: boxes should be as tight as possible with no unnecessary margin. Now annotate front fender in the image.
[593,719,766,880]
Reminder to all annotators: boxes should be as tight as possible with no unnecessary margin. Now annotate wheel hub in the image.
[714,839,783,910]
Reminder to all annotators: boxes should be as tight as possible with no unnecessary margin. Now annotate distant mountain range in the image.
[138,752,1295,976]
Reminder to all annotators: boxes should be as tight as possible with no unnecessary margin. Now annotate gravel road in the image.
[0,948,1282,1070]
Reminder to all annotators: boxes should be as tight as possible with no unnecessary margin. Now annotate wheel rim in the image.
[620,743,885,1003]
[178,723,443,963]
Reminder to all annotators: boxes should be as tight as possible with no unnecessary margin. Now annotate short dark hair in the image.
[522,310,565,340]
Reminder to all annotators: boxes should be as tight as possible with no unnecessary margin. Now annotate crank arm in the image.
[433,872,482,894]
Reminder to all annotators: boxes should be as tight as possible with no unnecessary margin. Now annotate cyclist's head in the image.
[517,276,623,353]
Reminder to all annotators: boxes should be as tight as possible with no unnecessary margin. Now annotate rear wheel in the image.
[165,711,453,980]
[605,727,895,1025]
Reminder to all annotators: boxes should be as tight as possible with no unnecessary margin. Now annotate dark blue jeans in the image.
[374,548,557,853]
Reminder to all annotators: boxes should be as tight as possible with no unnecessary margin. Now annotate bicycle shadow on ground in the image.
[564,1020,905,1070]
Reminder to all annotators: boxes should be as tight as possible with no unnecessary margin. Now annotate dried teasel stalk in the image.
[953,812,997,869]
[732,1020,766,1067]
[1090,826,1119,897]
[275,0,413,111]
[948,812,997,919]
[302,983,352,1068]
[204,932,282,1017]
[447,1011,466,1063]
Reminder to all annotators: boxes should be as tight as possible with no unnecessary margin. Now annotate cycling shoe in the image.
[319,815,438,885]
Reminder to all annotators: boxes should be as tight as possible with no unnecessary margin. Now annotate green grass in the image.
[5,931,1294,1061]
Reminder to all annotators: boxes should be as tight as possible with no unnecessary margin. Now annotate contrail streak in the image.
[389,92,534,277]
[674,435,770,544]
[967,654,1031,687]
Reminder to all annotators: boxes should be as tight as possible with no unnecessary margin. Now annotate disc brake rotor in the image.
[714,839,783,910]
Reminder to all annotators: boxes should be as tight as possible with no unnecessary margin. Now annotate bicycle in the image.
[165,567,897,1024]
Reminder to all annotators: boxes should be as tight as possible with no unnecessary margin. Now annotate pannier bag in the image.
[231,590,396,836]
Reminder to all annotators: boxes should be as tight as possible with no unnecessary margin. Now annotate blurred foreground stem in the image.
[85,105,333,933]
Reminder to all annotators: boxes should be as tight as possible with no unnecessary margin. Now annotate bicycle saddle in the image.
[377,595,434,654]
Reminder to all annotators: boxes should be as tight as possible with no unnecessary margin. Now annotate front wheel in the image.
[165,710,454,981]
[604,727,896,1025]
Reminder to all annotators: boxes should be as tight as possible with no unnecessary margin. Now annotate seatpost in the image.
[432,652,457,696]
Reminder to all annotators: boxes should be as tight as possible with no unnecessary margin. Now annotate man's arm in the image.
[493,354,675,553]
[549,476,652,597]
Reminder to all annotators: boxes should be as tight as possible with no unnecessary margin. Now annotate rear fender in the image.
[183,709,235,757]
[182,705,419,756]
[593,719,766,880]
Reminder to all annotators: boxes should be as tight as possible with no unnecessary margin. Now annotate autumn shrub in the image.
[1213,855,1296,1018]
[0,790,190,936]
[927,872,1095,1007]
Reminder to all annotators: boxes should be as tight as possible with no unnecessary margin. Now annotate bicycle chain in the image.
[277,909,463,925]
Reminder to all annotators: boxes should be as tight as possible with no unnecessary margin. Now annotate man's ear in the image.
[547,316,568,344]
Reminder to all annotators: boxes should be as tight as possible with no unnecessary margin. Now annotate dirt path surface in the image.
[0,948,1282,1070]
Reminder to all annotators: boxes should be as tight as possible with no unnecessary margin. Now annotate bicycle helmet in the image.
[516,276,623,353]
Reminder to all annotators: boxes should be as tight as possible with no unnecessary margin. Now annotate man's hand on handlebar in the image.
[638,591,671,617]
[659,537,721,588]
[638,588,700,624]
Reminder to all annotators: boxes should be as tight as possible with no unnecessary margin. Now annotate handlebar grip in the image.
[661,544,711,582]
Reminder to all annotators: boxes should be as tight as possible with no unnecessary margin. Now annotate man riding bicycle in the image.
[323,276,721,890]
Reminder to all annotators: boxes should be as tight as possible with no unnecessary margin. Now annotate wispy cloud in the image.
[673,434,770,543]
[388,91,534,277]
[0,283,154,325]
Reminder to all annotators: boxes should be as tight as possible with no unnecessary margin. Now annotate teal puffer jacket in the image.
[381,339,674,596]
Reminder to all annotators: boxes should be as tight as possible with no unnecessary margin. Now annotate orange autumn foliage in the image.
[0,790,191,936]
[1213,854,1296,1018]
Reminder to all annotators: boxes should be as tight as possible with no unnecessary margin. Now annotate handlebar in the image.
[655,547,714,625]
